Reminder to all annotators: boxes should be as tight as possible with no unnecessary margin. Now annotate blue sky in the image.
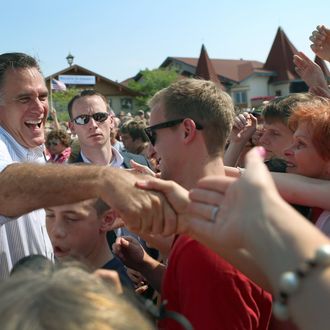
[2,1,330,82]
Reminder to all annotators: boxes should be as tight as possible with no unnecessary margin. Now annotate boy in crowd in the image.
[226,94,313,220]
[45,198,132,287]
[259,94,313,172]
[119,119,149,157]
[225,93,313,172]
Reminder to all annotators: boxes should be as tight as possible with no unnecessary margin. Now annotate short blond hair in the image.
[0,265,154,330]
[148,78,234,156]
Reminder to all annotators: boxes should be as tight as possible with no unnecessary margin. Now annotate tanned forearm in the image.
[0,163,107,217]
[272,172,330,209]
[224,169,330,210]
[1,162,177,238]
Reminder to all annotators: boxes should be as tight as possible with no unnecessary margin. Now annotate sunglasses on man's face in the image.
[144,118,203,146]
[71,112,110,125]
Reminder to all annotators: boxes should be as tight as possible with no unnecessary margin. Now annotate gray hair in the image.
[0,53,41,104]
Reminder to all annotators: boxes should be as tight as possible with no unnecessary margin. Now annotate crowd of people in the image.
[0,24,330,330]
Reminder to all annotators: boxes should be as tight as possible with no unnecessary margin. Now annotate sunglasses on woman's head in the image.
[71,112,110,125]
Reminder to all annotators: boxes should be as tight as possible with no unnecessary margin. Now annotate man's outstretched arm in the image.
[0,163,177,235]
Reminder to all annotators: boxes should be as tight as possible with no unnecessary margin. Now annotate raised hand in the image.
[293,51,328,89]
[112,235,164,293]
[229,112,257,144]
[310,25,330,62]
[112,236,146,271]
[309,85,330,98]
[224,112,258,166]
[187,147,279,252]
[128,159,157,177]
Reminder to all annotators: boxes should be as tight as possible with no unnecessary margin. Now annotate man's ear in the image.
[182,118,197,143]
[100,210,124,232]
[109,115,115,130]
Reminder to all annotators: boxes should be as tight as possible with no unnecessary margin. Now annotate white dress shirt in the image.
[0,127,53,279]
[80,146,124,168]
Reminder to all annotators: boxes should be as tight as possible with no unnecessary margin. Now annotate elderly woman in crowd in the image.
[45,129,72,164]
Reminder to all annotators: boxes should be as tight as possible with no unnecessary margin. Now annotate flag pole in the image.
[49,76,53,111]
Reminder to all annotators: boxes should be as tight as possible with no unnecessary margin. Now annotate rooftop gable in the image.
[195,45,225,90]
[263,27,299,82]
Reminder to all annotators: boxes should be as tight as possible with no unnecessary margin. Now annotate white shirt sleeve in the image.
[0,140,18,223]
[316,211,330,237]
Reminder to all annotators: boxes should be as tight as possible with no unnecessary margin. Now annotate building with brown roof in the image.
[46,64,142,114]
[158,27,330,109]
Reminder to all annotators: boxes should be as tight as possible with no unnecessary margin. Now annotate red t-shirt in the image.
[158,235,272,330]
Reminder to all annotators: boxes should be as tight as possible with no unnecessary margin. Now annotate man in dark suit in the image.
[67,90,157,273]
[67,90,149,168]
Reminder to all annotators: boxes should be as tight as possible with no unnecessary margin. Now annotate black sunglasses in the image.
[71,112,110,125]
[144,118,203,146]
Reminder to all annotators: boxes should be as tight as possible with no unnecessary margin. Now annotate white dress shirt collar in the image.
[80,146,124,168]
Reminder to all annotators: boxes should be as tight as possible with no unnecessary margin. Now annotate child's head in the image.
[259,93,314,159]
[46,129,71,156]
[0,265,154,330]
[45,199,123,264]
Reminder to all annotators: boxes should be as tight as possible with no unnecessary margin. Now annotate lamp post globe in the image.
[66,53,74,66]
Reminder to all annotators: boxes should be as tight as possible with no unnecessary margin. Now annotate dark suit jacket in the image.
[70,150,150,168]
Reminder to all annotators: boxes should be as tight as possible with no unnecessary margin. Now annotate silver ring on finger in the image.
[210,205,221,222]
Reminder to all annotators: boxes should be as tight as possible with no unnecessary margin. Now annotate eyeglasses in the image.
[71,112,110,125]
[144,118,203,146]
[46,140,59,147]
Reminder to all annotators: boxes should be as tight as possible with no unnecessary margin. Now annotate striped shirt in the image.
[0,127,53,279]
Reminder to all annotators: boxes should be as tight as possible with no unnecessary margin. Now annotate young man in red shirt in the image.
[115,78,272,329]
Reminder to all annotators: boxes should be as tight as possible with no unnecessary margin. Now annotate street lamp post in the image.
[66,53,74,66]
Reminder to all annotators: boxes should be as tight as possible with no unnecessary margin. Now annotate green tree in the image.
[128,68,179,110]
[50,87,82,122]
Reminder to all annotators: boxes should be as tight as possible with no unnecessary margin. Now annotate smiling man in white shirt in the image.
[0,53,175,278]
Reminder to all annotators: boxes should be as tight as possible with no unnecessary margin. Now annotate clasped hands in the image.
[111,146,278,255]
